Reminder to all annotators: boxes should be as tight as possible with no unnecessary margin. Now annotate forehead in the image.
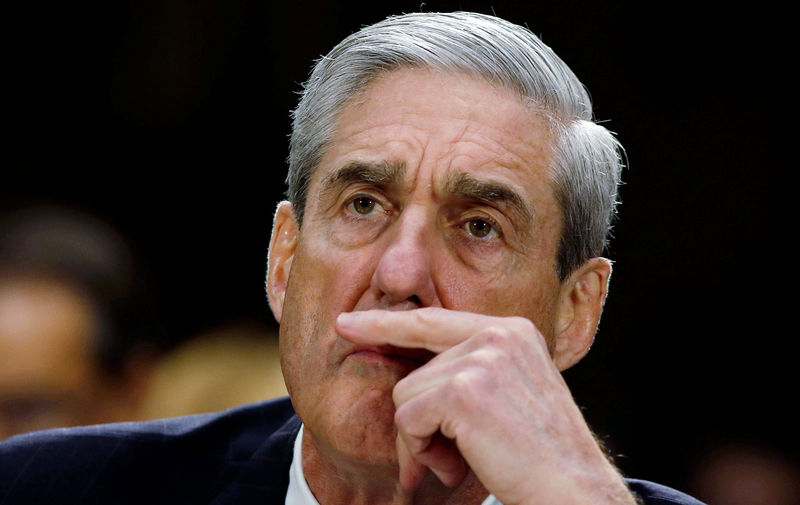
[313,68,556,203]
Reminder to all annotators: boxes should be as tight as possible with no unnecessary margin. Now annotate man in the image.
[0,12,704,505]
[0,206,161,441]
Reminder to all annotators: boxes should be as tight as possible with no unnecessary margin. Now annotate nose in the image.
[370,206,438,309]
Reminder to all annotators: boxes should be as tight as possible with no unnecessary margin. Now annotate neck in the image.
[301,428,489,505]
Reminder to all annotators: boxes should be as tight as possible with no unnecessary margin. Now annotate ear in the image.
[266,201,298,323]
[552,257,612,371]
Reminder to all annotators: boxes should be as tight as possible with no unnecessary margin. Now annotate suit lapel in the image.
[211,409,301,504]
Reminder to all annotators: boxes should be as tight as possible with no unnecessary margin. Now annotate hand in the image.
[335,307,637,505]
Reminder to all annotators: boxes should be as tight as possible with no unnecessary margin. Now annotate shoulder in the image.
[0,396,299,504]
[626,479,707,505]
[1,395,296,458]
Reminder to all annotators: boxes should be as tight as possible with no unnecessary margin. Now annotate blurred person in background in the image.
[0,205,161,440]
[139,321,286,419]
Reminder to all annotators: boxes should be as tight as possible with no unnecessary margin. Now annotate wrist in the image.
[516,460,638,505]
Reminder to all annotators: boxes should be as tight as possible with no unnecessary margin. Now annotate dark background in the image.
[3,0,794,496]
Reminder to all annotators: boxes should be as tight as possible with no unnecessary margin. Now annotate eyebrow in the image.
[319,161,406,200]
[444,173,534,231]
[318,161,534,230]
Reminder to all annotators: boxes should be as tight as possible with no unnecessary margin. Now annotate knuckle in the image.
[411,307,433,328]
[470,347,504,369]
[440,415,462,441]
[509,316,536,335]
[448,369,486,406]
[449,371,474,400]
[394,403,420,433]
[476,325,517,350]
[392,381,407,406]
[504,317,548,352]
[394,401,413,429]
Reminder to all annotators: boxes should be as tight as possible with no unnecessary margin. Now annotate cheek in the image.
[277,241,327,389]
[277,235,378,378]
[437,258,560,330]
[297,225,382,303]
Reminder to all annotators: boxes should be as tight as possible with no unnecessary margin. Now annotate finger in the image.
[392,351,481,406]
[397,422,467,488]
[396,433,428,491]
[336,307,512,352]
[395,386,468,488]
[397,432,466,490]
[410,432,467,488]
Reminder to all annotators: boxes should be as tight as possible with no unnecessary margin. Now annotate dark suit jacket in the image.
[0,396,704,504]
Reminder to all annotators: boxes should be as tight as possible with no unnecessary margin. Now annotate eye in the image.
[465,218,498,239]
[351,196,377,215]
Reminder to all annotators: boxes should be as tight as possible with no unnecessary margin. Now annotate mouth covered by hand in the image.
[348,344,437,369]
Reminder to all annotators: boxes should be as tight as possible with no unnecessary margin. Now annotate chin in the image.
[318,385,401,466]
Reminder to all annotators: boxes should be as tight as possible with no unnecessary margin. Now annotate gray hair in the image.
[287,11,624,280]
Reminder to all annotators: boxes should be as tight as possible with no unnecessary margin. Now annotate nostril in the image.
[380,294,424,311]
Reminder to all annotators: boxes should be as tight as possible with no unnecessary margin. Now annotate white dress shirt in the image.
[285,424,502,505]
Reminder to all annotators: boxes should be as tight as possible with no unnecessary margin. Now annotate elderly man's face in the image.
[269,69,564,468]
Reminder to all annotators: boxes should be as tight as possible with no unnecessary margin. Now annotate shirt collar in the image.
[285,424,320,505]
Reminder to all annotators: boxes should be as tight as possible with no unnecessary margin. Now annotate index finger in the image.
[335,307,515,353]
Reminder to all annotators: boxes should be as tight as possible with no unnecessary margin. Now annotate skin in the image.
[267,69,635,504]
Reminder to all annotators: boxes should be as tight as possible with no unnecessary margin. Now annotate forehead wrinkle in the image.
[318,160,407,201]
[442,172,534,232]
